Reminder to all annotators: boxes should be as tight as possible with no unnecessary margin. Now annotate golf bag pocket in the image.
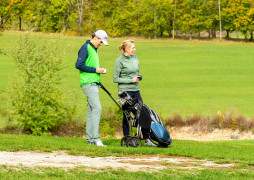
[150,121,172,145]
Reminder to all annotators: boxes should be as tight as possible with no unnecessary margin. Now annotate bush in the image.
[0,91,3,116]
[8,34,75,136]
[0,91,11,122]
[100,106,122,137]
[163,112,254,133]
[50,106,123,138]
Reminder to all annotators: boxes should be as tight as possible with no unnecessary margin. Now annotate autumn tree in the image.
[0,0,253,40]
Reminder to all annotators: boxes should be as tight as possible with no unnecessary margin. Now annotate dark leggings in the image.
[122,91,149,139]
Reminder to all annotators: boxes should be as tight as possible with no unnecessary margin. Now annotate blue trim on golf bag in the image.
[141,105,172,146]
[151,122,171,143]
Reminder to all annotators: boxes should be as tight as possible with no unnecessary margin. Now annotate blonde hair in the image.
[119,40,135,52]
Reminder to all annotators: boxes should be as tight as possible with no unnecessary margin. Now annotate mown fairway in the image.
[1,32,254,122]
[0,134,254,179]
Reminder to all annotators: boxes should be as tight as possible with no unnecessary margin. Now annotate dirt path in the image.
[0,151,234,171]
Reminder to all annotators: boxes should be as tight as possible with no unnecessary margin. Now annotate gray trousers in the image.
[82,83,101,143]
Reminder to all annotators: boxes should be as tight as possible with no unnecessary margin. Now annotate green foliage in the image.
[222,0,254,40]
[0,90,11,123]
[8,34,75,136]
[99,106,122,137]
[0,0,254,40]
[0,91,3,116]
[0,25,2,54]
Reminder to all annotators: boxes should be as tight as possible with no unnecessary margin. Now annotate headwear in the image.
[95,30,108,46]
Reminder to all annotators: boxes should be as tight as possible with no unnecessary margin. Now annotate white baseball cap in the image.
[95,30,108,46]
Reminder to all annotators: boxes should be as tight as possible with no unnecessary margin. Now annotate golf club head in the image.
[118,90,128,98]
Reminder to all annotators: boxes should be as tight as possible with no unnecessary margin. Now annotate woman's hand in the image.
[133,76,141,83]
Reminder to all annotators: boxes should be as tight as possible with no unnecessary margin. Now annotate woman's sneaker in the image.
[145,139,157,147]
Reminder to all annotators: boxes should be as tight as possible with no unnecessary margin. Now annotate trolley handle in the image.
[97,82,123,111]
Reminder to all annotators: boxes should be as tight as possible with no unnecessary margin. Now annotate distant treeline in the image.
[0,0,253,40]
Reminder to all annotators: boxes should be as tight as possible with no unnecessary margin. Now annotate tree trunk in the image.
[226,30,229,39]
[77,0,84,35]
[198,27,200,39]
[159,26,163,37]
[219,0,222,40]
[65,0,71,33]
[19,16,22,31]
[154,5,157,39]
[173,0,177,39]
[213,29,216,38]
[168,29,172,37]
[250,31,253,41]
[189,25,192,40]
[0,16,3,29]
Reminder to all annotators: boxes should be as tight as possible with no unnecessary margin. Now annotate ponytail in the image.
[119,40,134,52]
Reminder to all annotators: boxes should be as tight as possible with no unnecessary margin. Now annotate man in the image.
[75,30,108,146]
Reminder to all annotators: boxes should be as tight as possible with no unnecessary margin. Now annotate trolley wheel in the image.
[126,136,141,147]
[121,136,131,147]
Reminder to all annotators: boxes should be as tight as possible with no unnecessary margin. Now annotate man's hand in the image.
[96,68,105,74]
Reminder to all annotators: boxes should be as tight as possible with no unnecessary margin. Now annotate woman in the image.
[113,40,156,146]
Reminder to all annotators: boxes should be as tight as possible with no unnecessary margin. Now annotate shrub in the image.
[100,106,122,137]
[163,112,254,133]
[0,91,3,116]
[8,34,75,136]
[50,121,86,137]
[164,114,185,127]
[50,106,123,138]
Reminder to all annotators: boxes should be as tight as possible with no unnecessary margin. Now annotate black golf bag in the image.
[118,90,172,147]
[98,83,172,147]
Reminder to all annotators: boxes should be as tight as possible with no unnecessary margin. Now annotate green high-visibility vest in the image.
[80,44,100,86]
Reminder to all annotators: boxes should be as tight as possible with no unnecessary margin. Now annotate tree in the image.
[221,0,234,38]
[219,0,222,39]
[6,0,30,30]
[179,0,201,40]
[9,34,75,135]
[154,0,175,37]
[0,0,253,39]
[223,0,254,41]
[0,0,13,29]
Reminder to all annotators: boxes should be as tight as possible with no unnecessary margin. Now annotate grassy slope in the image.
[0,32,254,122]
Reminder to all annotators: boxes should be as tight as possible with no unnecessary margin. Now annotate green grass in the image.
[0,134,254,179]
[1,166,254,180]
[1,31,254,123]
[0,134,254,168]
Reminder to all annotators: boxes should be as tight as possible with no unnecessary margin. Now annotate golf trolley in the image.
[98,83,172,147]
